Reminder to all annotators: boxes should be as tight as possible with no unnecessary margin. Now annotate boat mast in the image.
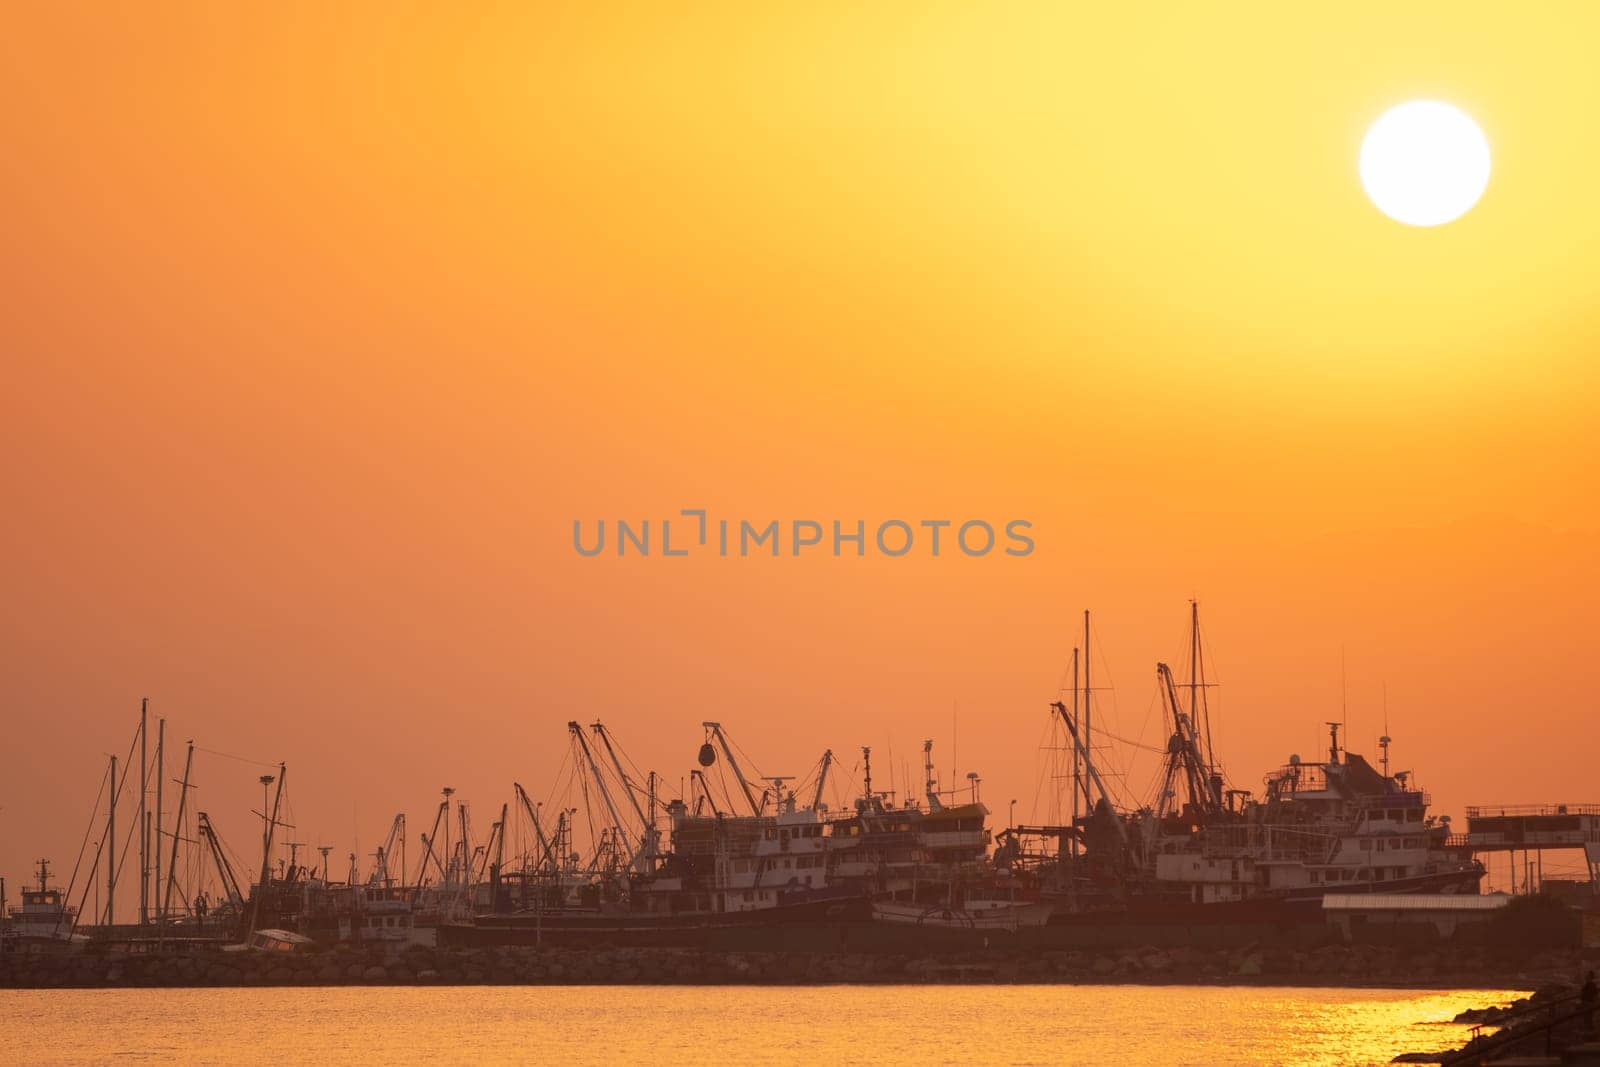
[245,764,286,938]
[490,801,508,904]
[442,787,454,889]
[106,753,117,926]
[1069,647,1079,859]
[648,771,658,837]
[154,717,164,924]
[455,803,471,889]
[1083,611,1092,793]
[1190,602,1214,772]
[138,698,148,927]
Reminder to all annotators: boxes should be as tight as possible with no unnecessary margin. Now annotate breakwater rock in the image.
[0,942,1583,990]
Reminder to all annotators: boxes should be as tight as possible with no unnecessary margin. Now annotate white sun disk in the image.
[1360,101,1490,226]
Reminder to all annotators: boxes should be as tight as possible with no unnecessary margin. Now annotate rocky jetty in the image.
[0,942,1582,990]
[1392,982,1588,1063]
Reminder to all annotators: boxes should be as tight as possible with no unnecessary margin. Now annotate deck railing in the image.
[1465,803,1600,818]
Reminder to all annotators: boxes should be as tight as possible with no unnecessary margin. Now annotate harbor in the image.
[4,607,1595,990]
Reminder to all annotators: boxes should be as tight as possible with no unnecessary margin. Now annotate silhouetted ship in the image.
[994,603,1484,930]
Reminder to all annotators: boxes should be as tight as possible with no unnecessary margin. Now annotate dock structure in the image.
[1462,804,1600,896]
[1322,892,1509,941]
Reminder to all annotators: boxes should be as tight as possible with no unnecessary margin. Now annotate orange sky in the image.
[2,4,1597,895]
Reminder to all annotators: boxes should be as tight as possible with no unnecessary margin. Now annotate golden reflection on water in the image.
[0,984,1527,1066]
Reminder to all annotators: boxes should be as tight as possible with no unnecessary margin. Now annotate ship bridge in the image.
[1460,804,1600,895]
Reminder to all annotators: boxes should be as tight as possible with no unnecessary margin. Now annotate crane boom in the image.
[513,782,556,872]
[1049,702,1129,848]
[811,749,833,810]
[690,769,721,817]
[592,722,661,868]
[414,798,449,885]
[196,812,245,907]
[1157,662,1219,815]
[592,722,649,826]
[702,721,762,816]
[569,721,636,869]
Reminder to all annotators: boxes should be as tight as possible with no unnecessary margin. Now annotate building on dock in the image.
[1462,804,1600,897]
[1322,892,1510,941]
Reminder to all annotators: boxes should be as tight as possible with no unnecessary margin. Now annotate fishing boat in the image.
[997,604,1484,922]
[3,861,88,953]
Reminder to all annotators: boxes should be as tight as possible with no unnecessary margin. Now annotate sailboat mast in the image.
[106,753,117,926]
[138,698,148,926]
[162,741,194,920]
[246,765,286,937]
[154,717,164,923]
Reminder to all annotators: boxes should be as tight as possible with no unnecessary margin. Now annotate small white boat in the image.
[4,861,90,953]
[225,928,317,954]
[871,900,1053,930]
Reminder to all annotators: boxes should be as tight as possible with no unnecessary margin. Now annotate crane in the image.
[370,813,406,885]
[701,721,762,816]
[569,721,636,871]
[413,792,451,886]
[196,811,245,909]
[690,769,722,817]
[592,720,659,868]
[1049,701,1128,849]
[1156,662,1222,819]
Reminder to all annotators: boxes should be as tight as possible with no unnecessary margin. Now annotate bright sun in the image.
[1359,101,1491,227]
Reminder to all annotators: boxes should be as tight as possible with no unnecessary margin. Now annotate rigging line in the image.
[1026,711,1053,825]
[100,721,145,902]
[1092,723,1170,756]
[712,757,738,815]
[58,758,112,915]
[728,731,767,784]
[541,748,579,813]
[193,745,279,769]
[835,759,859,802]
[615,736,680,804]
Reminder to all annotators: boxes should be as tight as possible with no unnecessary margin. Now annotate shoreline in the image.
[0,942,1580,990]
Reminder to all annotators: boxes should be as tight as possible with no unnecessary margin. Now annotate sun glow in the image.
[1359,101,1491,226]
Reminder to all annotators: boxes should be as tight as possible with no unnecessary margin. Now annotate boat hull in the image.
[439,893,871,948]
